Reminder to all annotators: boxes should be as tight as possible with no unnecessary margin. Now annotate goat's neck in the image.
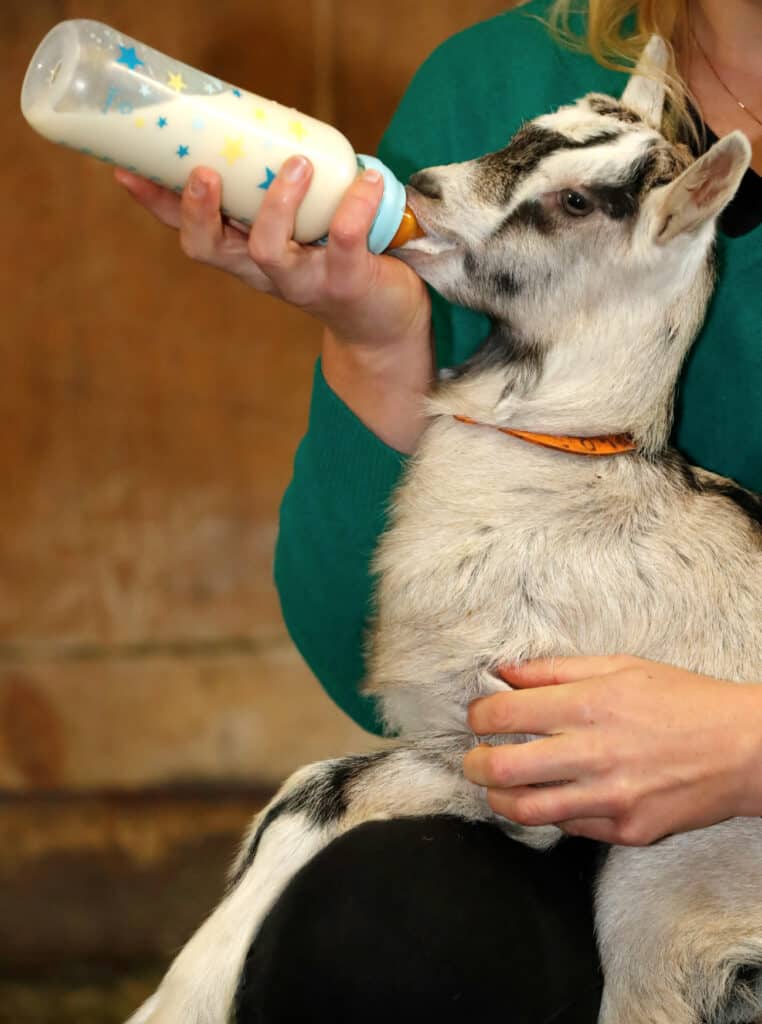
[431,278,708,455]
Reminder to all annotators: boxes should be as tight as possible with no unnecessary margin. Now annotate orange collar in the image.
[453,415,637,456]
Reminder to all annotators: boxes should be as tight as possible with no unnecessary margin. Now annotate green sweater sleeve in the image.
[275,1,762,734]
[275,361,404,733]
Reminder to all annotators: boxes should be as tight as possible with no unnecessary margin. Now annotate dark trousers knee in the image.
[236,815,603,1024]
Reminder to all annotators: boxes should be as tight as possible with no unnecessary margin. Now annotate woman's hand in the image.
[115,159,433,452]
[463,656,762,846]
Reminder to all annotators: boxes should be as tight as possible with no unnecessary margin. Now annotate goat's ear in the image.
[651,131,751,245]
[620,35,668,129]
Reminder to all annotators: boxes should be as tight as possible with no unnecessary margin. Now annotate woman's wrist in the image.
[734,683,762,818]
[321,319,435,454]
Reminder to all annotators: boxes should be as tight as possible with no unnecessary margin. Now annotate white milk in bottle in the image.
[21,19,423,251]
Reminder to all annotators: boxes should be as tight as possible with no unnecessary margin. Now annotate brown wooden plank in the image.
[0,648,383,791]
[0,790,265,967]
[3,2,323,650]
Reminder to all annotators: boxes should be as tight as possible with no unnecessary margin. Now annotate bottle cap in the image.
[357,154,408,254]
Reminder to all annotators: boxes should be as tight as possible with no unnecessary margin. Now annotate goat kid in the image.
[127,36,761,1024]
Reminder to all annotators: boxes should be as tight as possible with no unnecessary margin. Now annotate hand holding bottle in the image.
[21,17,433,451]
[117,158,433,453]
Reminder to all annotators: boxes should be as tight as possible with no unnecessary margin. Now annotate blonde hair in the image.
[544,1,697,143]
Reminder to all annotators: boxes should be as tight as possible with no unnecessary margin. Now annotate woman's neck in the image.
[692,0,762,63]
[682,1,762,171]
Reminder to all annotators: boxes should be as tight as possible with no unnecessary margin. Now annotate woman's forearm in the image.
[321,318,435,455]
[736,683,762,818]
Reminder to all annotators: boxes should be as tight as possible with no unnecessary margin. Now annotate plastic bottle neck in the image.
[358,154,424,253]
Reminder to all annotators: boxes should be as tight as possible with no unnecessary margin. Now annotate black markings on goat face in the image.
[489,132,690,237]
[588,144,690,220]
[463,250,523,300]
[474,124,623,206]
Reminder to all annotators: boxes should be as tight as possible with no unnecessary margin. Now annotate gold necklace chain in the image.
[691,26,762,130]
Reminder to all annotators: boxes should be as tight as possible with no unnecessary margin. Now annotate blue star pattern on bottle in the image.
[69,51,298,226]
[258,167,277,190]
[117,46,145,71]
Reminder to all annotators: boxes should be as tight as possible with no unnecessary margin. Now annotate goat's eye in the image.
[560,190,593,216]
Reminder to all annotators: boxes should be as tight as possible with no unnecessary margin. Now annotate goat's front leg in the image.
[124,774,331,1024]
[124,744,498,1024]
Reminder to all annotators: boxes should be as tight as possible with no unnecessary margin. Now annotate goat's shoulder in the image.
[656,448,762,538]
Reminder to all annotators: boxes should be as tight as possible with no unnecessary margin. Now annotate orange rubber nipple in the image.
[386,206,426,250]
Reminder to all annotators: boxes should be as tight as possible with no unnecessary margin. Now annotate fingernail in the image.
[362,169,382,184]
[283,156,309,182]
[188,176,208,199]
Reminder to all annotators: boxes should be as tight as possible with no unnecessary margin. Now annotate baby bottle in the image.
[21,19,423,252]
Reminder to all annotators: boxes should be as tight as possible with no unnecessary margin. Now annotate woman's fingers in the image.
[464,735,588,789]
[558,818,621,842]
[178,169,228,261]
[324,169,385,301]
[115,156,397,319]
[116,166,257,275]
[468,681,596,736]
[177,169,276,288]
[247,156,315,285]
[115,168,184,229]
[499,655,639,687]
[485,783,614,829]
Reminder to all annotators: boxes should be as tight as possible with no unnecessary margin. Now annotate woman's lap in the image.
[236,815,604,1024]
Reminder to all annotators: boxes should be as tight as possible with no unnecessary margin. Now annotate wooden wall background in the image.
[0,0,510,974]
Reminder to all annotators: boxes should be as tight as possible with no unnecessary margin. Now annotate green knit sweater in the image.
[275,0,762,734]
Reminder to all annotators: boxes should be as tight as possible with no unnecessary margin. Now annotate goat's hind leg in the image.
[596,819,762,1024]
[125,744,487,1024]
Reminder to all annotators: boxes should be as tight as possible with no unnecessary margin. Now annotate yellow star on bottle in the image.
[289,120,308,141]
[221,136,246,165]
[134,116,146,128]
[167,71,188,93]
[251,106,267,122]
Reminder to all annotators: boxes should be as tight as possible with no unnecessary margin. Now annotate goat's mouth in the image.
[395,189,462,258]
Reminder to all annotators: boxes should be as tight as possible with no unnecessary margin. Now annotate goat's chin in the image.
[393,242,463,293]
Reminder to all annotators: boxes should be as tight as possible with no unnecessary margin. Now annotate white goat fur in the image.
[127,38,761,1024]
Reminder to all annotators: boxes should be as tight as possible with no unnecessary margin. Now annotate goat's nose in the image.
[408,171,443,200]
